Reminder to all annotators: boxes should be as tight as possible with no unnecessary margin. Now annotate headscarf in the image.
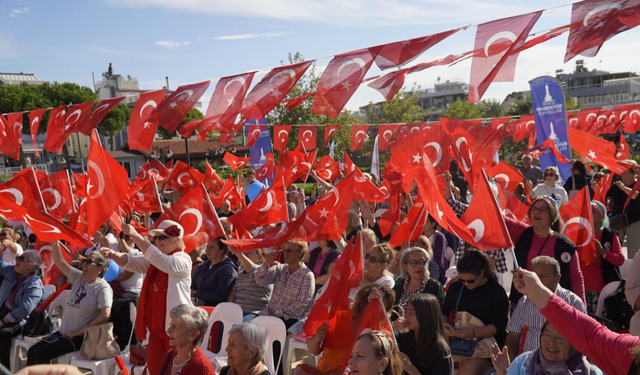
[526,322,599,375]
[590,200,609,229]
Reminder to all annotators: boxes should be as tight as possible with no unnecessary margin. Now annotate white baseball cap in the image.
[149,220,184,238]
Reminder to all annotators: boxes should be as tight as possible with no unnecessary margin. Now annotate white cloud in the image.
[214,32,288,41]
[9,7,29,18]
[154,40,190,49]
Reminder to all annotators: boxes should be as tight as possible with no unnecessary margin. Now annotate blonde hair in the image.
[544,166,560,182]
[370,243,395,264]
[413,235,433,258]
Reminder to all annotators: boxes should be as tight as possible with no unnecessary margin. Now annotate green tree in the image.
[441,98,481,119]
[478,99,504,118]
[160,107,204,140]
[98,103,131,150]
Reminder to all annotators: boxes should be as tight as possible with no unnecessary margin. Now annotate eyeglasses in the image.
[151,235,169,242]
[457,275,479,285]
[544,173,556,177]
[365,253,387,264]
[530,206,549,213]
[82,259,97,266]
[541,332,568,344]
[283,248,301,254]
[405,259,427,267]
[0,233,7,237]
[16,256,32,263]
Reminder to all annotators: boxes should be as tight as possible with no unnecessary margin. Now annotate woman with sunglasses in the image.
[529,166,569,206]
[101,220,192,375]
[349,243,395,302]
[440,250,509,375]
[0,250,44,368]
[392,247,443,329]
[28,242,112,366]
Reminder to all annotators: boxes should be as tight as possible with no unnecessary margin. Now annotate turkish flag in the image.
[516,24,571,53]
[298,125,317,150]
[165,160,206,195]
[228,177,288,230]
[560,187,596,265]
[375,28,460,70]
[72,173,87,200]
[240,61,313,120]
[541,139,571,164]
[568,128,628,173]
[223,219,304,253]
[350,125,369,151]
[154,185,225,253]
[565,0,640,62]
[422,125,451,174]
[201,72,256,138]
[593,172,613,206]
[86,131,129,238]
[576,108,600,132]
[44,104,66,151]
[616,133,631,160]
[315,155,340,183]
[142,158,171,183]
[253,153,275,182]
[368,69,408,102]
[2,112,24,161]
[312,47,381,117]
[39,170,75,220]
[129,176,163,214]
[623,105,640,134]
[277,150,307,186]
[74,97,125,135]
[128,89,167,151]
[284,92,316,110]
[389,203,427,248]
[301,173,356,241]
[209,177,245,211]
[386,136,424,194]
[273,125,292,150]
[0,194,89,247]
[497,184,530,223]
[377,124,395,151]
[223,152,252,171]
[468,11,542,103]
[303,233,362,355]
[0,168,47,221]
[509,115,536,142]
[45,102,94,153]
[343,152,386,203]
[205,161,225,193]
[490,161,525,193]
[247,124,267,148]
[353,296,394,352]
[156,81,210,132]
[378,171,403,237]
[29,109,47,157]
[324,125,340,147]
[460,169,513,250]
[178,119,202,138]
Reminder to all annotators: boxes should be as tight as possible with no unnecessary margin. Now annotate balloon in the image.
[247,181,266,202]
[104,260,119,282]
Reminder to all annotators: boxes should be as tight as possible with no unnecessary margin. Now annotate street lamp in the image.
[150,146,173,163]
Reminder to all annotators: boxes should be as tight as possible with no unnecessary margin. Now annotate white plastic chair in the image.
[620,258,633,279]
[596,281,621,317]
[71,302,137,375]
[11,290,71,372]
[43,285,56,300]
[201,302,243,359]
[251,316,286,375]
[283,336,317,375]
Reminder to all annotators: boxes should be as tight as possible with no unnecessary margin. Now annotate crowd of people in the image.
[0,153,640,375]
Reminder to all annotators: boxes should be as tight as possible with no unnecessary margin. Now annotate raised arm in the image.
[51,241,73,279]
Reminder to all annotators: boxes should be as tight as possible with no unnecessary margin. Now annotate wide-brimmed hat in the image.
[149,220,184,238]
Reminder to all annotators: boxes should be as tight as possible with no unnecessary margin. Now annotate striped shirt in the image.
[233,265,272,315]
[254,263,315,320]
[506,285,586,353]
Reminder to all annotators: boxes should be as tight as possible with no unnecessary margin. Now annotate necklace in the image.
[172,351,193,368]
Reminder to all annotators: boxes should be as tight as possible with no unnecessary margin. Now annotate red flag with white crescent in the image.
[205,161,225,194]
[223,152,252,171]
[350,125,369,151]
[128,89,167,151]
[45,102,94,153]
[253,153,275,182]
[616,133,631,160]
[560,187,596,265]
[247,124,267,148]
[389,203,427,248]
[377,124,395,152]
[298,125,317,150]
[489,161,525,193]
[40,171,75,220]
[74,97,125,135]
[156,80,210,132]
[0,168,47,221]
[375,28,460,70]
[315,155,340,184]
[200,72,256,138]
[29,109,47,157]
[165,160,206,195]
[129,176,163,214]
[2,112,23,161]
[228,177,288,230]
[274,125,292,151]
[324,125,340,147]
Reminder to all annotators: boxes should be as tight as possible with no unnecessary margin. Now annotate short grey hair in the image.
[531,256,561,276]
[170,304,209,345]
[399,247,431,279]
[228,323,268,365]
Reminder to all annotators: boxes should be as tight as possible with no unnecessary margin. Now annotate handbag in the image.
[449,287,478,357]
[129,346,148,365]
[22,309,53,337]
[80,322,121,360]
[604,279,634,331]
[609,212,630,231]
[568,177,580,200]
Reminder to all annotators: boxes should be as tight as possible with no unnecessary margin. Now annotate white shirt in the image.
[533,183,569,206]
[2,242,23,264]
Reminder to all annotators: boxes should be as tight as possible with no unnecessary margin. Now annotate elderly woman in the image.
[228,249,273,322]
[580,200,625,314]
[192,238,238,307]
[530,166,569,206]
[158,304,214,375]
[102,220,192,375]
[349,243,395,302]
[221,323,270,375]
[28,242,112,365]
[392,247,443,329]
[349,331,403,375]
[0,250,44,368]
[490,321,603,375]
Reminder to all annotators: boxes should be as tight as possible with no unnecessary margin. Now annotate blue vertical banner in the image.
[529,76,572,183]
[246,118,273,185]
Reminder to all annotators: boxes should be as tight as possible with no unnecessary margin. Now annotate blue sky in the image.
[1,0,639,113]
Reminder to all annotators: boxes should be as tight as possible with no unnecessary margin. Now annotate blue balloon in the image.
[247,181,266,202]
[104,260,119,282]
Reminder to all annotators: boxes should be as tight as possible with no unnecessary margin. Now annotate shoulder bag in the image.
[80,322,121,360]
[449,287,478,357]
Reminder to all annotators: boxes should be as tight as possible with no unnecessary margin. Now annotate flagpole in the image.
[408,205,426,245]
[282,176,290,223]
[152,176,164,213]
[203,183,228,240]
[31,167,48,215]
[378,296,398,348]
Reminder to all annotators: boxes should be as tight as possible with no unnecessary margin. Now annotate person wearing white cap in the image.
[102,220,192,375]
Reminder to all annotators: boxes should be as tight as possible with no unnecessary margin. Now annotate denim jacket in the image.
[0,260,44,325]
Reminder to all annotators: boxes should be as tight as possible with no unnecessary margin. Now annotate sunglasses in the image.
[283,248,301,254]
[406,259,427,267]
[0,233,7,237]
[544,173,556,177]
[458,275,479,285]
[16,255,32,263]
[365,253,387,264]
[82,258,98,266]
[151,235,169,242]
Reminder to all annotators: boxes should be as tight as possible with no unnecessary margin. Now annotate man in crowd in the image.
[512,152,543,186]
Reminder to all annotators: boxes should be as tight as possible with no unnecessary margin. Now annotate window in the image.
[120,161,132,178]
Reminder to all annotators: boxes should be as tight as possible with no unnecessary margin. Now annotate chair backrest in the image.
[251,316,287,375]
[124,302,137,353]
[596,281,621,316]
[42,285,56,301]
[48,290,70,315]
[200,302,243,356]
[620,258,633,280]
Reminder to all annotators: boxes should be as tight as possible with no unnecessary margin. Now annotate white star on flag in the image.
[341,81,353,91]
[319,207,330,218]
[588,150,597,159]
[412,153,422,163]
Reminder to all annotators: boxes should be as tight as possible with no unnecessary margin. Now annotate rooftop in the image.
[118,138,248,158]
[0,72,45,85]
